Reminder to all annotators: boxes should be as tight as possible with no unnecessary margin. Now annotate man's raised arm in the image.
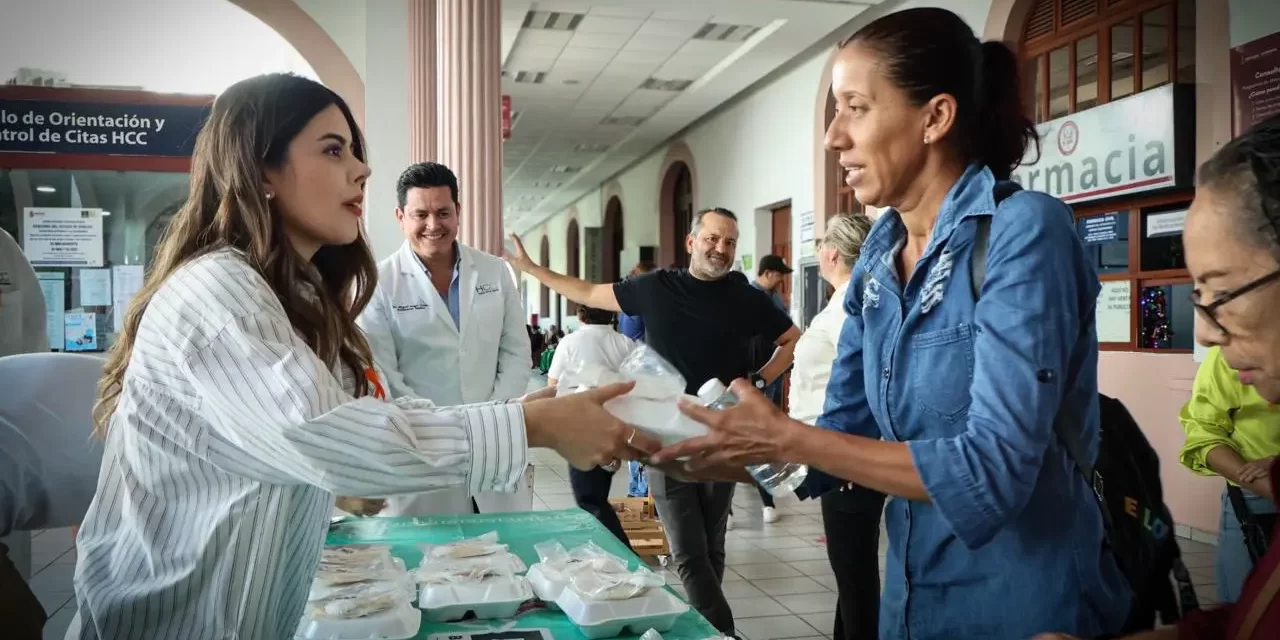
[503,234,621,312]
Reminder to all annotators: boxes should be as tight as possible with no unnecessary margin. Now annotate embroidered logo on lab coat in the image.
[393,301,430,312]
[862,277,881,310]
[920,251,955,314]
[475,283,499,295]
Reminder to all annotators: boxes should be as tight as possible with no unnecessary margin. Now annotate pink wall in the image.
[1098,352,1222,532]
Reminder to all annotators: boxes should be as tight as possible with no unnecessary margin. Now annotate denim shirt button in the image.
[1036,368,1056,384]
[882,367,891,380]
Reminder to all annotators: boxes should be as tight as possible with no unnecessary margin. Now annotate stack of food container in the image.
[527,541,690,638]
[415,532,535,622]
[295,544,420,640]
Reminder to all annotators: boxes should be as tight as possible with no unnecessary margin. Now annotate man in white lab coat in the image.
[358,162,531,516]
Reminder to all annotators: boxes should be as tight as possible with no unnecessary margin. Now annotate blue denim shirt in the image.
[803,165,1131,639]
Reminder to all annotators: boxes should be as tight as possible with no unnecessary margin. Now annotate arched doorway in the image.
[566,219,580,314]
[659,162,694,268]
[225,0,365,125]
[538,235,550,323]
[603,196,624,282]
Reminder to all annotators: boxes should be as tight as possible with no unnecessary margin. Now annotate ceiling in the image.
[500,0,886,235]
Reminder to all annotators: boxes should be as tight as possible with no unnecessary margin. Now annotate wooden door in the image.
[771,205,792,301]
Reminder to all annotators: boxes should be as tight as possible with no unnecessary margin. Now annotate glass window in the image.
[1140,282,1195,350]
[1075,35,1099,111]
[1140,206,1188,271]
[1111,21,1136,99]
[1176,0,1196,83]
[1077,211,1130,275]
[0,168,188,352]
[1142,8,1171,89]
[1027,55,1046,122]
[1049,46,1070,119]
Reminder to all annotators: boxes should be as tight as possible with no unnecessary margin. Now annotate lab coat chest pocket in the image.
[907,323,975,423]
[390,298,434,332]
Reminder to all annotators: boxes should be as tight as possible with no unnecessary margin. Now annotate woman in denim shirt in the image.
[651,8,1131,639]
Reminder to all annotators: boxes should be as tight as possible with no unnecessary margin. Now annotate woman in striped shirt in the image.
[67,73,657,639]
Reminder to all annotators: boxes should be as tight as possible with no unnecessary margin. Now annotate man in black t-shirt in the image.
[505,207,799,635]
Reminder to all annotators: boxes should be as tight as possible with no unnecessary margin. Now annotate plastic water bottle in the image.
[696,379,809,495]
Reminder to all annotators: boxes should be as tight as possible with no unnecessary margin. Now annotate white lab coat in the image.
[359,241,531,515]
[0,228,47,358]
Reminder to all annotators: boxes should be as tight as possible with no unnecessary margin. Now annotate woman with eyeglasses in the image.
[1032,113,1280,640]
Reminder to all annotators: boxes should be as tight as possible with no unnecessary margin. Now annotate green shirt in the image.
[1179,346,1280,481]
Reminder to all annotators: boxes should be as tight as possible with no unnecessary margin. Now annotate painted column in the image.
[436,0,504,254]
[407,0,436,164]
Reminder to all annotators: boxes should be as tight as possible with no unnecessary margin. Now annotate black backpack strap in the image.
[970,216,990,299]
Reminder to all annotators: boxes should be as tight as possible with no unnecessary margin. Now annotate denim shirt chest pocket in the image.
[864,232,984,441]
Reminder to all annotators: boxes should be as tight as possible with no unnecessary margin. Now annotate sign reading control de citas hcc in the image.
[1011,84,1190,204]
[0,98,210,157]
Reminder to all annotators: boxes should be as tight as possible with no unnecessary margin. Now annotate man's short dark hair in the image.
[397,162,459,207]
[691,207,737,235]
[578,306,616,325]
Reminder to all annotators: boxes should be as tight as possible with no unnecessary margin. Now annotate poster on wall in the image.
[1231,31,1280,136]
[79,268,112,306]
[36,271,64,351]
[1096,280,1132,344]
[22,207,105,267]
[111,264,145,332]
[798,211,816,259]
[64,311,102,352]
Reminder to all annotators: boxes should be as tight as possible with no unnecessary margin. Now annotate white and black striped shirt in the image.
[69,249,528,639]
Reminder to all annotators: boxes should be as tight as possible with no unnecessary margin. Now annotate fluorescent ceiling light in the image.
[36,185,56,193]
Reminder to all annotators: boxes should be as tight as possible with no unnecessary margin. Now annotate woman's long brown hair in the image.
[93,74,377,436]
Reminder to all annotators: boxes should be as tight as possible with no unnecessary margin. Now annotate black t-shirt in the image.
[613,268,794,395]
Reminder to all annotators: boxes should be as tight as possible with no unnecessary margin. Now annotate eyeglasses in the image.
[1189,267,1280,336]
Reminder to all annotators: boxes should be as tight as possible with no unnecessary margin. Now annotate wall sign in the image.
[23,207,105,267]
[1231,31,1280,136]
[1080,213,1120,244]
[1097,280,1132,344]
[0,98,209,157]
[1011,84,1187,204]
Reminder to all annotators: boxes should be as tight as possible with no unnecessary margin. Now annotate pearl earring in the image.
[923,135,931,145]
[265,192,275,201]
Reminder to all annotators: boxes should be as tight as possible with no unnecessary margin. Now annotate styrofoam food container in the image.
[526,563,564,609]
[555,587,690,639]
[418,575,534,622]
[294,599,421,640]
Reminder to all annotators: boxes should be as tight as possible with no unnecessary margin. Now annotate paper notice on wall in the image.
[36,271,65,351]
[79,268,112,306]
[1096,280,1132,344]
[111,264,145,331]
[64,311,101,351]
[22,207,105,267]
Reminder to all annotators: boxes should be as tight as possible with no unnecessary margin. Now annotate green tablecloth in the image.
[325,509,718,640]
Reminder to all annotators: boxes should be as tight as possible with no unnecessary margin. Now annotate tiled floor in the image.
[26,371,1223,640]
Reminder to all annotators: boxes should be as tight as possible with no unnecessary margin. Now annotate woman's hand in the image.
[503,233,536,273]
[649,378,804,471]
[335,496,386,517]
[524,382,662,470]
[1238,456,1276,484]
